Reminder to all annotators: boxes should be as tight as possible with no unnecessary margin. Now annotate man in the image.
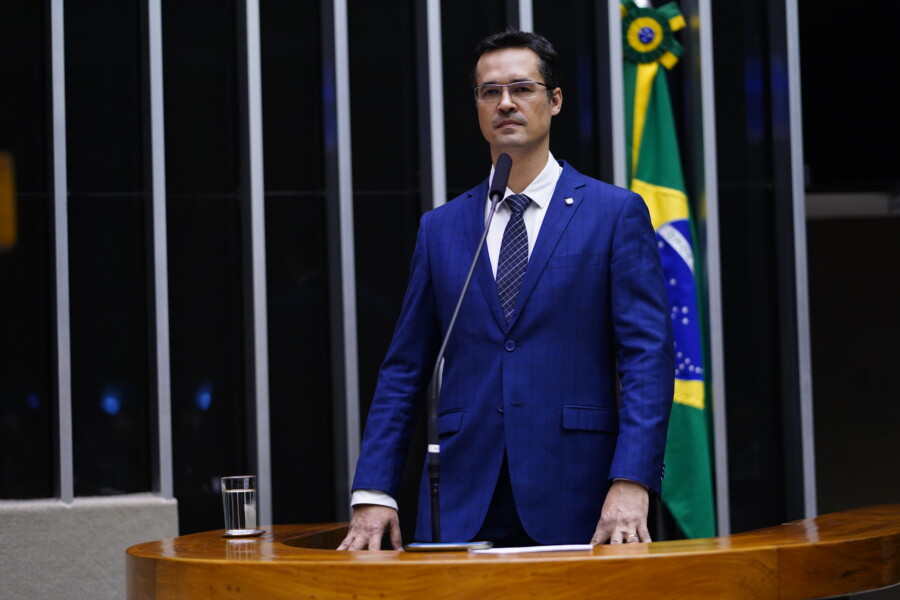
[338,30,673,551]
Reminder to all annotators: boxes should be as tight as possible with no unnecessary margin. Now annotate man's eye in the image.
[513,84,534,94]
[481,87,501,99]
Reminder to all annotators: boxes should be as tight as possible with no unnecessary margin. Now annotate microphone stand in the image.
[427,185,505,543]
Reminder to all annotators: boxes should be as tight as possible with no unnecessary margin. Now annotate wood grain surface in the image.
[126,504,900,599]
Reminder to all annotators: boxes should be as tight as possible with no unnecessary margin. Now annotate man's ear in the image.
[551,88,563,115]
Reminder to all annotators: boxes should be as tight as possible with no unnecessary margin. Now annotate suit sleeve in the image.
[607,191,674,495]
[350,213,442,498]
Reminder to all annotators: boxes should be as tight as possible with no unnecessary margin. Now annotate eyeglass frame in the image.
[472,80,550,103]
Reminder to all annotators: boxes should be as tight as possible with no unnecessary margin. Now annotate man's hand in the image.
[590,480,651,545]
[336,504,402,551]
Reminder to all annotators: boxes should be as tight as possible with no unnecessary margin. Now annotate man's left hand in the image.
[590,480,650,544]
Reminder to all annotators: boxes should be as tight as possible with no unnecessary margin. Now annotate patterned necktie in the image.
[496,193,532,321]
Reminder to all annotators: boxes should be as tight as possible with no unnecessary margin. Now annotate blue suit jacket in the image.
[352,162,674,544]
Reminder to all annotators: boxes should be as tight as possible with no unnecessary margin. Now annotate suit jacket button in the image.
[504,340,516,351]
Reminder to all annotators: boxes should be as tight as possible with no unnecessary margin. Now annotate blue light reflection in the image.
[102,394,121,416]
[195,386,212,411]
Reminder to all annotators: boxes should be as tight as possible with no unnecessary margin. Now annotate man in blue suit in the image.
[338,30,673,550]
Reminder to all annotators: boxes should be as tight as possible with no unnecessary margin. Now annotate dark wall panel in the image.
[0,1,54,499]
[799,3,900,192]
[808,219,900,512]
[163,0,248,534]
[260,0,336,525]
[65,0,152,496]
[713,0,789,532]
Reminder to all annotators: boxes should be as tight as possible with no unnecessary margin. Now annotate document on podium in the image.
[469,544,593,554]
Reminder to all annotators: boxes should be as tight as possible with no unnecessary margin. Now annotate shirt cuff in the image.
[613,478,649,491]
[351,489,398,511]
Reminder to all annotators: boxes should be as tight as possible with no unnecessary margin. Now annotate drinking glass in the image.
[221,475,261,536]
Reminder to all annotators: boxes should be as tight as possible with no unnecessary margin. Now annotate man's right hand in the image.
[336,504,402,550]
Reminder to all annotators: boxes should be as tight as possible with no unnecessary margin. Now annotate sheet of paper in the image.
[469,544,594,554]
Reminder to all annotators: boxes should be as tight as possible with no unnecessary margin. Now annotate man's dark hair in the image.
[470,29,562,94]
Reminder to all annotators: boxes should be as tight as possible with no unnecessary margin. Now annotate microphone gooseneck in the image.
[427,152,512,542]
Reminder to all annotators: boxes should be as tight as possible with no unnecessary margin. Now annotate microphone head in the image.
[489,153,513,202]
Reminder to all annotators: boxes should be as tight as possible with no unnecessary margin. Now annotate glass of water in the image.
[221,475,262,537]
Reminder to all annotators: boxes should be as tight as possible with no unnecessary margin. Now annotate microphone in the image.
[489,152,513,204]
[424,153,512,546]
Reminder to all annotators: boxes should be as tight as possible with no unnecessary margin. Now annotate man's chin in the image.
[495,124,524,135]
[491,132,526,148]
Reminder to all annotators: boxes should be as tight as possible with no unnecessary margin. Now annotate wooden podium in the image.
[127,504,900,599]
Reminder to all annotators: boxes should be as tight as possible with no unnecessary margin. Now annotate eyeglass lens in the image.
[475,81,543,102]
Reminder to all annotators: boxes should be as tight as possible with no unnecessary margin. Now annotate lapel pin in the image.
[565,197,573,205]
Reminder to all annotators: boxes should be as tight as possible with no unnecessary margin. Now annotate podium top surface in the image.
[126,504,900,599]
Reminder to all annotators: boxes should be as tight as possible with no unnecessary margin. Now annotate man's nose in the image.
[497,87,517,110]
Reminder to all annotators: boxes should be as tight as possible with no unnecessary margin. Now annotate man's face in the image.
[474,47,562,155]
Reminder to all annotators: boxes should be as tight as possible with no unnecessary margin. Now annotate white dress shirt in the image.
[485,152,563,276]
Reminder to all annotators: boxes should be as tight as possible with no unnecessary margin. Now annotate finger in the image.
[625,532,640,544]
[345,525,376,550]
[389,521,403,550]
[638,523,652,543]
[337,531,357,551]
[349,533,372,551]
[367,532,383,551]
[590,522,612,545]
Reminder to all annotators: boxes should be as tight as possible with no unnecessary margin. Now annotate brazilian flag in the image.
[622,0,716,539]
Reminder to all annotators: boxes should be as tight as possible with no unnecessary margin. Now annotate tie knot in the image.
[505,194,531,215]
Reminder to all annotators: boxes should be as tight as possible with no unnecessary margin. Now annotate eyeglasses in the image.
[473,81,548,103]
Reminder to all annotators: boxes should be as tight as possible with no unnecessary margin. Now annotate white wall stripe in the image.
[50,0,73,505]
[147,0,173,501]
[244,0,273,528]
[785,0,817,519]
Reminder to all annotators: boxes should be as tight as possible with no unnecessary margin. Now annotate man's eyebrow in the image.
[478,77,534,85]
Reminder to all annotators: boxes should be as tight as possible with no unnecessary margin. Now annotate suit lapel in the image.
[462,181,508,330]
[506,162,587,327]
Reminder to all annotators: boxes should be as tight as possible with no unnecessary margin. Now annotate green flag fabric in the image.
[621,0,716,539]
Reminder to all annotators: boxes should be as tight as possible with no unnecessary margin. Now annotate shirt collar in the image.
[488,152,562,209]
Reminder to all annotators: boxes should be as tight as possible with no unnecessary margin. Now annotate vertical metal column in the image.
[606,0,627,188]
[323,0,360,519]
[50,0,73,505]
[764,0,815,522]
[697,0,731,535]
[147,0,173,500]
[426,0,447,209]
[784,0,816,519]
[243,0,273,527]
[518,0,533,31]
